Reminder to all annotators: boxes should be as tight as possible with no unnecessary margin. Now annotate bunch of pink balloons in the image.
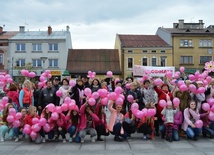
[0,97,9,110]
[38,70,52,88]
[0,74,13,87]
[21,69,36,78]
[153,78,163,86]
[97,89,108,106]
[60,97,77,111]
[107,86,124,106]
[131,103,156,119]
[6,108,22,128]
[83,88,100,106]
[87,71,96,79]
[106,71,113,77]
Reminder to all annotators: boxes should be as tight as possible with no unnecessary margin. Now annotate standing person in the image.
[0,103,15,142]
[161,101,179,142]
[70,79,85,108]
[38,80,56,111]
[81,75,91,88]
[91,79,101,93]
[32,81,42,115]
[52,77,61,106]
[182,100,202,141]
[95,101,109,141]
[12,107,27,142]
[108,100,127,142]
[79,102,99,143]
[19,80,34,108]
[66,106,81,143]
[6,83,20,110]
[59,79,71,105]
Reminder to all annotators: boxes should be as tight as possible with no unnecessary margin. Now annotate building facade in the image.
[114,34,172,79]
[156,19,214,74]
[8,26,72,81]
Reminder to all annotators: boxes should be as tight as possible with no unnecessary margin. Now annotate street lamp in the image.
[40,57,47,73]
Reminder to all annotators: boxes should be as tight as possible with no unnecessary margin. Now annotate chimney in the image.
[178,19,184,29]
[66,25,70,32]
[199,20,204,29]
[48,26,52,35]
[0,26,3,34]
[19,26,25,32]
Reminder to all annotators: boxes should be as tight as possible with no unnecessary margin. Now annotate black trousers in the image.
[95,124,109,137]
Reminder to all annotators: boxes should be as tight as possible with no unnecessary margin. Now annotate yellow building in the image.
[114,34,172,79]
[156,19,214,74]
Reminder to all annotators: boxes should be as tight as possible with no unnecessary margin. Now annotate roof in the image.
[0,31,18,40]
[10,31,69,40]
[67,49,121,74]
[160,28,214,35]
[118,34,170,48]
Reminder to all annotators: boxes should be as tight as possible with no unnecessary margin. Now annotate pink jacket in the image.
[200,113,210,127]
[182,108,200,131]
[49,113,66,130]
[173,111,183,130]
[79,104,99,131]
[65,112,80,131]
[107,101,124,134]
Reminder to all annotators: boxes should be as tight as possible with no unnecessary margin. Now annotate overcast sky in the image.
[1,0,214,49]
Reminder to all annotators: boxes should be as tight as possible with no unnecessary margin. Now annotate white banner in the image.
[133,65,175,77]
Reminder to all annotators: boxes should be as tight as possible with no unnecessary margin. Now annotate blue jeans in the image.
[159,124,180,141]
[202,122,214,137]
[12,127,22,137]
[0,125,14,139]
[67,125,80,143]
[186,126,202,139]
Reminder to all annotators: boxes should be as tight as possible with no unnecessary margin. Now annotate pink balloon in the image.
[194,120,203,128]
[126,83,130,89]
[202,103,210,111]
[88,98,96,106]
[13,120,20,128]
[114,87,123,95]
[98,89,108,98]
[41,73,47,77]
[101,97,108,106]
[142,108,148,116]
[106,71,113,77]
[203,80,208,86]
[131,103,139,111]
[68,102,76,110]
[55,106,62,113]
[64,97,71,104]
[173,97,180,106]
[61,103,68,111]
[206,76,212,83]
[51,112,59,120]
[30,131,37,139]
[6,115,14,123]
[147,109,156,117]
[174,74,179,79]
[92,92,100,99]
[45,70,51,74]
[153,78,163,86]
[7,78,13,83]
[145,69,151,75]
[189,84,196,93]
[29,72,36,78]
[116,97,123,106]
[207,98,214,106]
[165,71,172,79]
[211,105,214,113]
[188,74,196,81]
[47,103,55,112]
[21,69,29,76]
[136,110,144,119]
[177,80,185,87]
[196,87,205,94]
[39,118,47,126]
[47,74,52,79]
[43,123,51,132]
[9,108,16,116]
[127,95,134,103]
[56,90,62,97]
[159,100,166,108]
[16,112,22,119]
[170,79,176,85]
[179,84,187,92]
[69,80,76,87]
[39,76,46,82]
[208,111,214,121]
[2,97,9,103]
[0,81,4,87]
[32,118,40,125]
[23,126,31,135]
[38,82,44,88]
[180,66,185,73]
[108,92,117,100]
[143,75,149,80]
[32,124,41,132]
[84,88,92,97]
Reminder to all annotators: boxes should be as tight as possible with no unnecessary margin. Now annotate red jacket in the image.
[7,91,20,107]
[94,102,107,129]
[24,114,40,126]
[49,113,66,130]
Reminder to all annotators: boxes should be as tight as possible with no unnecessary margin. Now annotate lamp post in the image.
[40,57,47,73]
[11,57,14,79]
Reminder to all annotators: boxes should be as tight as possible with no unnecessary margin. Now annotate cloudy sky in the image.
[1,0,214,49]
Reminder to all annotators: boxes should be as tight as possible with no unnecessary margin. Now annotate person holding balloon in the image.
[12,107,27,142]
[19,80,34,108]
[0,103,15,142]
[5,83,20,111]
[58,78,71,105]
[66,106,81,143]
[182,100,202,141]
[90,79,101,93]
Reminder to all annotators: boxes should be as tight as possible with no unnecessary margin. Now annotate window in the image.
[16,59,25,67]
[49,43,58,51]
[151,50,156,53]
[161,50,165,53]
[151,58,157,66]
[127,58,133,68]
[199,39,212,47]
[143,50,147,53]
[200,56,212,64]
[180,56,193,64]
[160,57,167,66]
[32,44,42,51]
[49,59,58,67]
[180,39,193,47]
[0,54,3,65]
[142,58,147,66]
[32,59,42,67]
[16,44,25,51]
[128,50,133,53]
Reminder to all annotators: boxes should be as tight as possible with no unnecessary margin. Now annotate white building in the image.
[8,26,72,81]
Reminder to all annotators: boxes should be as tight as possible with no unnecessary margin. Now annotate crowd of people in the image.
[0,70,214,144]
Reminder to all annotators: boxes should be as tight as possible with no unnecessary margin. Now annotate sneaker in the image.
[91,137,96,142]
[42,138,46,143]
[193,136,198,141]
[15,138,19,142]
[114,137,123,142]
[69,137,73,143]
[63,139,66,143]
[81,138,84,143]
[97,137,104,141]
[1,137,5,142]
